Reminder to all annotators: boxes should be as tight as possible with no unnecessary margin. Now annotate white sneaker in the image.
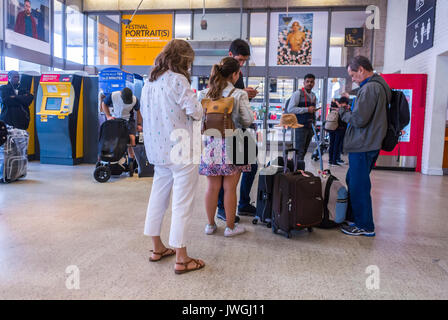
[204,224,217,235]
[224,224,246,237]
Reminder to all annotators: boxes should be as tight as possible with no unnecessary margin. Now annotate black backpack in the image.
[371,80,410,152]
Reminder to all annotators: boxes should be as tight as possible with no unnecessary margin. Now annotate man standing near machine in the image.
[287,74,318,161]
[216,39,259,222]
[102,87,143,167]
[0,71,34,130]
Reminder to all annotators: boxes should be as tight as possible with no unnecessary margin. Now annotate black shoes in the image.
[237,204,257,217]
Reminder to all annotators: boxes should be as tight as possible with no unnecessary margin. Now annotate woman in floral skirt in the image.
[198,57,255,237]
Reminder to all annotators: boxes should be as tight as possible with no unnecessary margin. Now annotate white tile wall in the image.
[384,0,448,175]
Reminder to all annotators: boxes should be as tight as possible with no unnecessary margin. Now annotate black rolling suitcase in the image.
[0,126,29,183]
[133,144,154,178]
[253,149,304,227]
[253,124,305,227]
[271,126,324,238]
[133,132,154,178]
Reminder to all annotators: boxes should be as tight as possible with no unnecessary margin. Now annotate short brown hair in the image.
[347,56,373,72]
[150,39,195,83]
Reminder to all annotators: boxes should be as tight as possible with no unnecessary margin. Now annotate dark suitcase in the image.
[271,126,323,238]
[272,170,324,238]
[133,144,154,178]
[253,149,304,227]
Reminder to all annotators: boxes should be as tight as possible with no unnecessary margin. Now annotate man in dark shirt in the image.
[14,0,38,39]
[0,71,34,130]
[217,39,259,222]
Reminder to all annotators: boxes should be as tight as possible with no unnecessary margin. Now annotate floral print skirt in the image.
[199,136,251,176]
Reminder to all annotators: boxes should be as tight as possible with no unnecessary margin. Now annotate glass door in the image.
[266,77,295,148]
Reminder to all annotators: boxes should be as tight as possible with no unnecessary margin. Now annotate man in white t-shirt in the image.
[102,87,143,164]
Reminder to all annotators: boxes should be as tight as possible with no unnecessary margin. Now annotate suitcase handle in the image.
[282,129,300,173]
[296,170,311,178]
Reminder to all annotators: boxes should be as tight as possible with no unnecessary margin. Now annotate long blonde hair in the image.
[206,57,240,100]
[150,39,195,83]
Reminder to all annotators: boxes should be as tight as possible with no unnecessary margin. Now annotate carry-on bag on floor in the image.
[253,123,305,227]
[0,126,29,183]
[318,170,348,228]
[253,149,302,227]
[310,124,348,228]
[133,144,154,178]
[271,128,323,238]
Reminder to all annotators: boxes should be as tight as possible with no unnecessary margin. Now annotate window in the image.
[66,5,84,64]
[5,57,51,73]
[175,14,191,39]
[53,0,64,59]
[249,13,267,66]
[330,11,371,67]
[87,16,97,65]
[193,13,247,41]
[94,15,120,65]
[192,13,248,66]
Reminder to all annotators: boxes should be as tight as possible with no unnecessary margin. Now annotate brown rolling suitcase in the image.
[271,126,323,238]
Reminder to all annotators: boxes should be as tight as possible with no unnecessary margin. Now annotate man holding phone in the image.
[287,73,318,160]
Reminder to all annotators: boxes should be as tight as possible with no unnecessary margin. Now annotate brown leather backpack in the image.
[201,88,236,137]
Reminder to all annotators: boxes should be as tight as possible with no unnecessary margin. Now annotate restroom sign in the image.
[405,0,437,60]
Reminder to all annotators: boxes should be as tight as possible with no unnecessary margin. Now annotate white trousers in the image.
[143,163,199,248]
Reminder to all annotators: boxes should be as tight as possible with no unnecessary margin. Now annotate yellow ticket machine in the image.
[36,73,98,165]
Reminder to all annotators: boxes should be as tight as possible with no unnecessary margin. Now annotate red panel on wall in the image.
[380,74,428,172]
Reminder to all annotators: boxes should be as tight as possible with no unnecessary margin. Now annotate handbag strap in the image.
[226,88,237,98]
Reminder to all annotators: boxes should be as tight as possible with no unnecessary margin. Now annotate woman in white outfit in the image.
[141,39,205,275]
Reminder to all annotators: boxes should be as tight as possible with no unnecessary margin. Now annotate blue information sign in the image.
[405,0,437,60]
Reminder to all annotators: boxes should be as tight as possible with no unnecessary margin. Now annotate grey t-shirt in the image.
[287,89,317,114]
[104,91,140,121]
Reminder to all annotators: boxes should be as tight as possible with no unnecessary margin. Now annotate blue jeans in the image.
[218,163,258,211]
[346,150,380,232]
[329,130,344,164]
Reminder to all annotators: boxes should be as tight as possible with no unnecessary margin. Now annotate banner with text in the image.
[122,14,173,66]
[98,23,119,65]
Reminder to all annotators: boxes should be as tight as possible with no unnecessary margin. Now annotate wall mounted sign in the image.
[269,11,328,67]
[5,0,50,54]
[98,23,119,65]
[405,0,437,60]
[344,28,364,47]
[121,14,173,66]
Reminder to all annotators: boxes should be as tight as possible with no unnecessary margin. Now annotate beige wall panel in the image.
[84,0,384,11]
[84,0,119,11]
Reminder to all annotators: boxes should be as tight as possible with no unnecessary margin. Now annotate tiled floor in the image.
[0,158,447,300]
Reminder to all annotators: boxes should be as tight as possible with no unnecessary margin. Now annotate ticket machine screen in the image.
[45,97,62,111]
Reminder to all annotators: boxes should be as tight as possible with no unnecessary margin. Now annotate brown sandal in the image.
[174,259,205,275]
[149,248,176,262]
